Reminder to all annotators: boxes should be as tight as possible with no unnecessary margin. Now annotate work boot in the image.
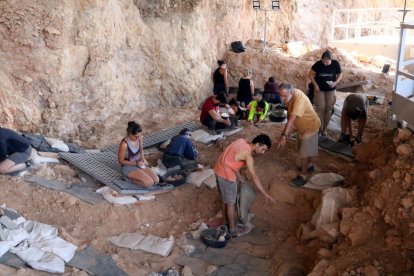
[291,175,307,187]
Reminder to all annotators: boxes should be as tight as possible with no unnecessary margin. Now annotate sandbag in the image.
[311,187,354,228]
[187,169,214,187]
[304,173,344,191]
[109,233,174,257]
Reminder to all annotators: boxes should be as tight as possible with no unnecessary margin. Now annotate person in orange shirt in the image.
[214,134,275,237]
[277,83,321,187]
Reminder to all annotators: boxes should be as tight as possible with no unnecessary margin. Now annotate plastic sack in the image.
[187,169,214,187]
[304,173,344,191]
[44,137,70,152]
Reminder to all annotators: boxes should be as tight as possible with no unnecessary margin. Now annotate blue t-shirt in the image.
[165,135,197,160]
[0,128,31,161]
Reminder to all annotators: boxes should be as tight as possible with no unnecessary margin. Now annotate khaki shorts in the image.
[296,131,318,158]
[216,175,237,204]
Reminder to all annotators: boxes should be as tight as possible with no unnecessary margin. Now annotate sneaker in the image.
[307,165,315,173]
[229,224,247,237]
[291,175,307,187]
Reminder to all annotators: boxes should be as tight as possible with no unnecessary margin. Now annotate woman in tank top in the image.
[212,60,229,95]
[237,68,254,107]
[118,121,159,188]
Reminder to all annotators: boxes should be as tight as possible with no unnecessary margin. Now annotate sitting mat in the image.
[68,245,127,276]
[318,136,354,157]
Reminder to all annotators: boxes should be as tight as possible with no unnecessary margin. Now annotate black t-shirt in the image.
[0,128,31,161]
[311,60,342,91]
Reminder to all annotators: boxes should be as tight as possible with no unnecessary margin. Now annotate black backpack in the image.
[231,41,246,53]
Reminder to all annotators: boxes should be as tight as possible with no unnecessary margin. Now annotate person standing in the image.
[277,83,321,187]
[237,68,254,107]
[213,60,229,96]
[308,50,342,136]
[0,128,32,174]
[214,134,275,237]
[339,93,368,145]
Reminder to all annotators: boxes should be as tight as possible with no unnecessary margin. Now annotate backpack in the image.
[231,41,246,53]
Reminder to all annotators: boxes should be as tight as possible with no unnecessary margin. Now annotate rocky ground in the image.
[0,46,413,275]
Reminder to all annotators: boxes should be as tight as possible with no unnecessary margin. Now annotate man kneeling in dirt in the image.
[214,134,275,237]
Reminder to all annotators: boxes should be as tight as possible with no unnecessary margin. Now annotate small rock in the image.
[401,197,414,209]
[393,171,401,180]
[368,169,381,179]
[350,270,356,276]
[44,26,61,35]
[182,266,193,276]
[66,196,77,207]
[206,265,217,274]
[396,144,412,156]
[396,128,412,141]
[404,173,412,184]
[364,265,379,276]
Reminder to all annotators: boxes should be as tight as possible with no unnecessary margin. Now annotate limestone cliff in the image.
[0,0,407,145]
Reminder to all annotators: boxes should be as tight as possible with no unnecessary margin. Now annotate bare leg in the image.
[128,169,155,188]
[301,157,311,176]
[227,203,236,231]
[142,167,159,184]
[0,159,27,174]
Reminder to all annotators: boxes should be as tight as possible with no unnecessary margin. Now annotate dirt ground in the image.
[0,50,413,275]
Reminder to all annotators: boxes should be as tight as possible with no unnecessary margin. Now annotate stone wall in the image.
[0,0,408,145]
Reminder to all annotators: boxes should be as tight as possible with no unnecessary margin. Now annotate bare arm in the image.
[244,153,275,203]
[308,69,320,93]
[222,68,229,93]
[333,72,343,87]
[277,114,297,148]
[250,80,254,96]
[341,108,350,135]
[208,110,230,125]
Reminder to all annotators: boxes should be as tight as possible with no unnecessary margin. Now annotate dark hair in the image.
[215,93,228,104]
[347,108,366,121]
[321,50,332,60]
[258,100,266,109]
[268,76,275,83]
[252,134,272,149]
[126,121,142,135]
[228,98,237,106]
[179,128,191,135]
[279,83,294,92]
[217,60,226,66]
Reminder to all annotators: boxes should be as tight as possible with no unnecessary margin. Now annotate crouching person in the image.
[162,128,197,170]
[214,134,275,237]
[200,93,235,133]
[0,128,32,174]
[118,121,159,188]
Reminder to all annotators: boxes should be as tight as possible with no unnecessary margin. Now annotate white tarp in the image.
[109,233,174,257]
[0,206,77,274]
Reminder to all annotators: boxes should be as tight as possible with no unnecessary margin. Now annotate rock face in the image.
[0,0,406,145]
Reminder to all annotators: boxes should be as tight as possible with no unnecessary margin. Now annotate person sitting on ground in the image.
[237,68,254,107]
[212,60,229,96]
[118,121,159,188]
[228,98,246,121]
[247,99,270,125]
[277,83,321,187]
[338,93,368,145]
[0,127,33,175]
[200,93,235,132]
[162,128,198,170]
[263,76,281,104]
[214,134,276,237]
